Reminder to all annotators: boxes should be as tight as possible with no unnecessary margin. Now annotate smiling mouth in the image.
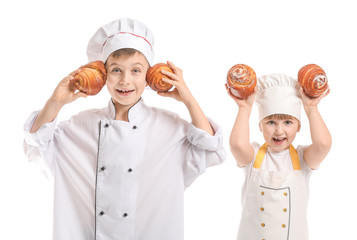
[117,89,134,94]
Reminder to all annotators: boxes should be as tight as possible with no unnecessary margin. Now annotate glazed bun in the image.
[298,64,328,98]
[146,63,173,92]
[227,64,257,98]
[72,61,107,95]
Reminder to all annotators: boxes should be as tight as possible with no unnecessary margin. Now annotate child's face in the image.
[259,116,300,152]
[105,52,149,110]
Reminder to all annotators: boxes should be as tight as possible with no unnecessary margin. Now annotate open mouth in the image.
[117,89,134,95]
[272,137,286,145]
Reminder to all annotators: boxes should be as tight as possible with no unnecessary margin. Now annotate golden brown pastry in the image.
[227,64,257,98]
[298,64,328,97]
[146,63,173,92]
[72,60,107,95]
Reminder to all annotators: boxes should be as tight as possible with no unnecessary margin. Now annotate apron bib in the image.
[237,144,309,240]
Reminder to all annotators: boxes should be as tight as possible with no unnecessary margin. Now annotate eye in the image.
[284,120,293,125]
[133,68,141,73]
[267,120,275,125]
[111,67,121,73]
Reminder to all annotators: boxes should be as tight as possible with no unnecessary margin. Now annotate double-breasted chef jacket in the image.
[237,142,312,240]
[23,98,225,240]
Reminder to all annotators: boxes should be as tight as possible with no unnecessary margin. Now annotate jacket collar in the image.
[106,97,148,123]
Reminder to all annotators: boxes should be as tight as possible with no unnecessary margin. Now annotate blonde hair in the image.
[107,48,149,65]
[110,48,140,58]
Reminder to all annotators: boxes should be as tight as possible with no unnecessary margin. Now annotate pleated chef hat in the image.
[86,18,154,65]
[255,74,302,122]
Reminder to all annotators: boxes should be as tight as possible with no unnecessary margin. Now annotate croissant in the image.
[227,64,257,99]
[72,60,107,95]
[298,64,328,97]
[146,63,173,92]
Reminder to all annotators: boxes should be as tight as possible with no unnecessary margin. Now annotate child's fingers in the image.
[299,87,305,97]
[315,88,330,102]
[69,69,81,77]
[323,88,331,97]
[61,75,76,86]
[225,84,237,98]
[249,88,257,99]
[166,60,177,70]
[253,87,257,94]
[158,88,181,102]
[157,90,176,98]
[166,61,182,75]
[157,91,169,97]
[162,77,176,86]
[74,91,87,100]
[161,70,178,81]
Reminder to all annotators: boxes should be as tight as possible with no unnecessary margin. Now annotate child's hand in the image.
[30,69,87,133]
[49,69,87,107]
[157,61,194,105]
[300,87,330,108]
[225,84,256,108]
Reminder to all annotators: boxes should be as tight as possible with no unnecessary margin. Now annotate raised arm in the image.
[300,88,332,169]
[30,69,87,133]
[226,85,255,167]
[157,61,214,135]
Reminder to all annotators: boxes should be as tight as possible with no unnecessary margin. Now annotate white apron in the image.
[237,143,309,240]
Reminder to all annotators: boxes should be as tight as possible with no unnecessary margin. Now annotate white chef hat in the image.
[255,74,302,122]
[86,18,154,65]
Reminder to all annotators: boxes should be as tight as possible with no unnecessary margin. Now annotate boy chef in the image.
[24,18,225,240]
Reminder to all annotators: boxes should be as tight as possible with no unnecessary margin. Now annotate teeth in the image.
[118,89,132,93]
[273,137,285,141]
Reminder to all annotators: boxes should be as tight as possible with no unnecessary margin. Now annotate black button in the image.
[100,166,106,171]
[132,125,137,129]
[104,123,109,128]
[128,168,133,173]
[123,213,128,217]
[99,211,105,216]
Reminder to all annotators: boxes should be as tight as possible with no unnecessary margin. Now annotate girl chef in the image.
[227,74,331,240]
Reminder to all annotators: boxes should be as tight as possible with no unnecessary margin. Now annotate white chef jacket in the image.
[23,98,225,240]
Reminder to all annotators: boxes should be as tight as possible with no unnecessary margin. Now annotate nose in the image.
[275,123,284,135]
[118,72,130,85]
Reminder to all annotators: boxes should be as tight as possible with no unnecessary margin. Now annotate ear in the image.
[259,122,263,132]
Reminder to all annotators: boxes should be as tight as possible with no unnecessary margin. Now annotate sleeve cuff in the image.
[186,117,223,151]
[23,110,57,147]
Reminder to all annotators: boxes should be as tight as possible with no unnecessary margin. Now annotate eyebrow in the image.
[108,63,118,67]
[131,62,145,67]
[108,62,145,67]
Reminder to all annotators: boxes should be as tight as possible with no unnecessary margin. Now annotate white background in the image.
[1,0,356,239]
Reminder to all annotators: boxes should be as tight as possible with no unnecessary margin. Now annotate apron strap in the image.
[253,143,301,170]
[253,143,268,169]
[289,144,301,170]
